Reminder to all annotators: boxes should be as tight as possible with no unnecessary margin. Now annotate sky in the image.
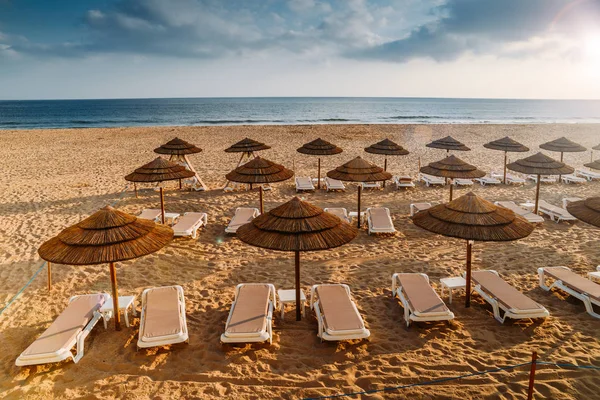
[1,0,600,100]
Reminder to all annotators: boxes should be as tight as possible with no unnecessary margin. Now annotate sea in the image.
[1,97,600,129]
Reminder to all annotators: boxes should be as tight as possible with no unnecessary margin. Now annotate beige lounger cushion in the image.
[228,208,257,231]
[472,271,544,311]
[544,267,600,301]
[327,208,349,222]
[141,287,183,342]
[173,212,204,233]
[21,294,105,358]
[397,274,448,315]
[226,285,270,335]
[138,209,161,220]
[316,286,364,333]
[369,208,394,230]
[296,177,313,187]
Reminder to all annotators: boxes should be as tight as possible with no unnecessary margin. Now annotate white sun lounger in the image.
[325,177,345,192]
[576,168,600,181]
[491,172,526,185]
[137,286,188,349]
[310,284,370,341]
[361,181,381,190]
[470,270,549,323]
[392,175,415,189]
[138,209,162,221]
[391,273,454,326]
[220,283,277,345]
[537,200,577,223]
[172,212,208,239]
[561,174,586,184]
[539,266,600,319]
[295,177,315,192]
[225,207,260,234]
[452,178,474,186]
[420,174,446,187]
[475,176,501,186]
[527,175,558,184]
[324,207,350,223]
[16,293,109,366]
[367,207,395,234]
[183,176,207,191]
[410,202,432,217]
[494,201,544,224]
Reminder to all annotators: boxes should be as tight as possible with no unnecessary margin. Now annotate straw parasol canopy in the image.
[567,197,600,228]
[585,160,600,171]
[297,138,343,189]
[412,192,534,307]
[364,139,409,188]
[507,152,574,214]
[125,157,195,224]
[594,144,600,151]
[154,137,202,155]
[420,155,486,201]
[39,206,173,330]
[225,156,294,213]
[483,136,529,184]
[237,197,358,320]
[225,137,271,154]
[327,157,392,228]
[426,136,470,152]
[540,137,586,180]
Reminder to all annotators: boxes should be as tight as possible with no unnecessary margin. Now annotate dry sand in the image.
[0,124,599,399]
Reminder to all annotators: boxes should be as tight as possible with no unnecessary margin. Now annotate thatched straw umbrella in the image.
[584,159,600,171]
[297,138,343,189]
[592,144,600,162]
[420,155,485,201]
[364,139,409,188]
[426,136,470,153]
[567,197,600,228]
[507,152,574,214]
[225,156,294,213]
[327,157,392,228]
[125,157,195,224]
[38,206,173,330]
[154,137,205,190]
[237,197,357,320]
[224,138,272,190]
[539,137,586,181]
[412,192,534,308]
[483,137,529,184]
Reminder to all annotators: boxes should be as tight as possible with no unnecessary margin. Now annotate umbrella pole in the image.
[383,157,387,188]
[134,183,138,199]
[259,186,264,214]
[47,262,51,290]
[449,180,454,201]
[503,151,508,185]
[465,241,472,308]
[534,175,541,214]
[317,158,321,190]
[160,187,166,224]
[559,152,564,182]
[357,185,362,228]
[179,179,182,190]
[109,262,122,331]
[295,251,301,321]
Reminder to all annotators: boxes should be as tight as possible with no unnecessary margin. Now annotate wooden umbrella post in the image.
[559,152,564,182]
[47,262,52,291]
[527,351,538,400]
[465,240,473,308]
[503,151,508,185]
[449,180,454,201]
[534,175,541,215]
[160,186,166,224]
[295,251,301,321]
[357,185,362,229]
[317,158,321,190]
[179,179,182,190]
[259,186,264,214]
[109,262,122,331]
[134,183,138,198]
[383,158,387,188]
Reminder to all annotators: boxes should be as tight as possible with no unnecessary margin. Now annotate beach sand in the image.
[1,124,599,399]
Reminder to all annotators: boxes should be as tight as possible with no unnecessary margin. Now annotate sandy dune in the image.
[1,124,599,399]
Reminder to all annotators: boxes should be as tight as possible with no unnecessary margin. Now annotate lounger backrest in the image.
[229,208,257,230]
[297,177,312,186]
[174,213,204,231]
[142,287,182,339]
[21,294,105,357]
[472,271,544,311]
[326,208,348,220]
[545,268,600,301]
[226,285,270,334]
[369,208,393,230]
[396,274,448,314]
[496,202,528,217]
[316,285,364,332]
[138,209,161,220]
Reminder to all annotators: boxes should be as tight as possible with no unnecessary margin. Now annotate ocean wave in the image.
[193,119,286,124]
